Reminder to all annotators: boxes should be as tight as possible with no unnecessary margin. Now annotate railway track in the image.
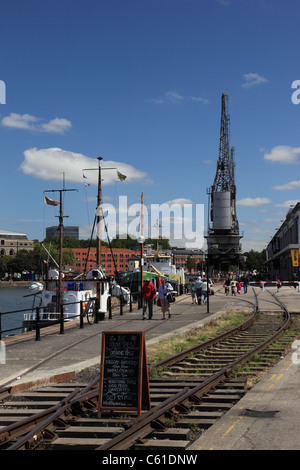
[0,288,299,451]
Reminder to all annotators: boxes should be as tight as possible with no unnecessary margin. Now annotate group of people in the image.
[223,276,249,296]
[189,276,209,305]
[141,278,173,320]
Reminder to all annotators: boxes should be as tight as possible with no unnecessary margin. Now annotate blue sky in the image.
[1,0,300,252]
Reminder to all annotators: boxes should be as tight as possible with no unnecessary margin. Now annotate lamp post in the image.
[138,235,145,309]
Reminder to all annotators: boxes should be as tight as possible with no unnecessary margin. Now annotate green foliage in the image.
[242,249,266,273]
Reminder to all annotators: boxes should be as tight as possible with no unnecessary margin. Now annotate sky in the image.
[1,0,300,253]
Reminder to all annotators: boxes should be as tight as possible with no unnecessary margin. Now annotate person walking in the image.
[276,278,282,292]
[201,278,208,304]
[231,280,237,296]
[195,276,203,305]
[190,279,197,304]
[142,279,156,320]
[158,279,172,319]
[224,277,230,296]
[243,276,249,294]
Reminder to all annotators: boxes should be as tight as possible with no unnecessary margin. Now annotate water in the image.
[0,287,36,336]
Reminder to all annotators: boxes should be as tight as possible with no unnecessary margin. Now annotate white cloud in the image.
[264,146,300,164]
[274,200,299,208]
[149,90,209,105]
[237,197,272,207]
[163,198,193,206]
[241,238,268,252]
[263,218,282,223]
[272,180,300,190]
[241,73,269,88]
[1,113,72,134]
[40,118,72,134]
[1,113,39,130]
[20,147,149,185]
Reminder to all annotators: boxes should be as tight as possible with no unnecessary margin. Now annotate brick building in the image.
[172,248,205,272]
[71,247,140,276]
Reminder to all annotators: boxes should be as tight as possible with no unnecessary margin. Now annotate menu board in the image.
[98,331,150,416]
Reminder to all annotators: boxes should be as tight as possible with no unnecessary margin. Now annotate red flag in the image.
[44,196,59,206]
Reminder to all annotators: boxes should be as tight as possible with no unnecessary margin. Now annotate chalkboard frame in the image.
[98,330,150,416]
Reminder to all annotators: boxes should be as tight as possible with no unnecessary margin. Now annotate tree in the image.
[243,249,266,273]
[186,257,196,273]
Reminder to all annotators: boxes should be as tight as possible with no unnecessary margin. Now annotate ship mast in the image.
[83,157,117,269]
[97,156,103,266]
[44,186,77,332]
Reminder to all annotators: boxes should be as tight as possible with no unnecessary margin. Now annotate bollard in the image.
[94,298,99,323]
[35,306,41,341]
[120,298,123,315]
[60,304,64,334]
[80,300,84,329]
[108,295,112,319]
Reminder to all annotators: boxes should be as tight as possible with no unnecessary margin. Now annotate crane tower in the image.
[206,91,242,272]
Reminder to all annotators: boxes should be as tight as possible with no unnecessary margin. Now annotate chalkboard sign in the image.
[98,331,150,416]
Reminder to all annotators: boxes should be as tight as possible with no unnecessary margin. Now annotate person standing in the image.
[142,279,156,320]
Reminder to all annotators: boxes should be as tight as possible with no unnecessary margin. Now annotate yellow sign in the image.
[291,249,299,267]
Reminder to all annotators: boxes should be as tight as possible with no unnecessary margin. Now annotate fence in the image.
[0,283,188,343]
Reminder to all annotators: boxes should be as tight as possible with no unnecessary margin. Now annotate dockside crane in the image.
[206,91,242,274]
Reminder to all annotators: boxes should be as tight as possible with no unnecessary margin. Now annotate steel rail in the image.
[149,289,259,373]
[96,291,292,451]
[1,376,100,450]
[3,289,292,451]
[1,290,259,450]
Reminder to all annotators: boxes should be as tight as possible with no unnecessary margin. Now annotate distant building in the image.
[172,248,205,272]
[0,229,34,256]
[265,202,300,280]
[46,225,79,240]
[70,247,140,276]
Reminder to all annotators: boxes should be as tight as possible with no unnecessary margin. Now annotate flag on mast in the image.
[44,195,59,206]
[117,170,127,181]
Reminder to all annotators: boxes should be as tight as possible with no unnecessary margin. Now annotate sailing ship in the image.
[22,157,111,331]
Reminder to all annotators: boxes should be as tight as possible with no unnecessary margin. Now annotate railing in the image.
[0,294,134,343]
[249,280,300,291]
[0,283,188,343]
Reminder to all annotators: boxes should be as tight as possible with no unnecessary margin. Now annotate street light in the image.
[206,251,210,313]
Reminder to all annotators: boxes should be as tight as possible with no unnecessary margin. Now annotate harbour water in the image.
[0,287,35,336]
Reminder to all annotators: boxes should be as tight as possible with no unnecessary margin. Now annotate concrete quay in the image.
[0,286,300,450]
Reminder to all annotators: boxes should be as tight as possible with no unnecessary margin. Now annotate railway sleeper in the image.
[55,425,124,439]
[133,438,190,450]
[49,437,108,450]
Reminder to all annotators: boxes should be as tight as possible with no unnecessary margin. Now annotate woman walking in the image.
[158,279,172,319]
